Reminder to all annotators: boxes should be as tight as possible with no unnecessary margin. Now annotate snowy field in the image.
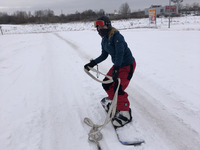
[0,16,200,150]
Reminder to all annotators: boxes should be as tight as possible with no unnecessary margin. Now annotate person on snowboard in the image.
[84,16,136,128]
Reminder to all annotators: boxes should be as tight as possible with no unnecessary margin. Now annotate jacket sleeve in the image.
[94,48,108,64]
[114,34,125,67]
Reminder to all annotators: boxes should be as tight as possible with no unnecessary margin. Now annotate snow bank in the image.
[0,16,200,35]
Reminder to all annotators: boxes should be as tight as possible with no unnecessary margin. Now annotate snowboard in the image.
[100,98,145,146]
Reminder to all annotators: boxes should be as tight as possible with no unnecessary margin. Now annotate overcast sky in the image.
[0,0,200,14]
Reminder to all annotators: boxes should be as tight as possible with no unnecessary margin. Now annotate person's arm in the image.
[84,48,108,71]
[94,48,108,64]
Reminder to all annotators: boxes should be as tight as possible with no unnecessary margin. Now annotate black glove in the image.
[84,60,97,71]
[112,66,120,92]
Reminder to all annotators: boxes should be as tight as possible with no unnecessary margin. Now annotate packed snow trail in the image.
[0,33,93,150]
[0,32,143,150]
[0,30,200,150]
[55,31,200,150]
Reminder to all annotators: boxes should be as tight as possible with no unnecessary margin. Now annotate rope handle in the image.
[84,66,120,120]
[84,67,113,83]
[84,67,121,150]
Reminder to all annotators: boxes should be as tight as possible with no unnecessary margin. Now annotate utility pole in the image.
[168,0,171,28]
[168,0,183,28]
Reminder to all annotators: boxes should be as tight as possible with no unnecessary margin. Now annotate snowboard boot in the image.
[100,97,112,113]
[112,108,132,128]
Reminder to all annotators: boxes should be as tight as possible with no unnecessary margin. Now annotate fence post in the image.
[0,26,3,35]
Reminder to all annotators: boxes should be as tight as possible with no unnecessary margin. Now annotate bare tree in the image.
[119,2,131,17]
[97,9,105,17]
[13,11,28,24]
[192,2,200,14]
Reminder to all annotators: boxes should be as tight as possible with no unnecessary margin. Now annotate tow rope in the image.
[84,67,120,150]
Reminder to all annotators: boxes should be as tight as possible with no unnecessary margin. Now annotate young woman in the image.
[84,16,136,128]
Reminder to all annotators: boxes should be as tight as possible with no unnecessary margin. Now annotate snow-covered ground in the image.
[0,16,200,150]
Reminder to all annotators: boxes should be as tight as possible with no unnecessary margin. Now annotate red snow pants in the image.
[102,61,136,111]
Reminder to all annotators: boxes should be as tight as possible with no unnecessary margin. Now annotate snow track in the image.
[0,29,200,150]
[129,85,200,150]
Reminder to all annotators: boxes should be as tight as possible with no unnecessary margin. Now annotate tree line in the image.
[0,10,144,24]
[179,2,200,15]
[0,2,199,24]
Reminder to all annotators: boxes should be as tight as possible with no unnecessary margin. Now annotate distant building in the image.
[145,5,165,16]
[145,5,178,16]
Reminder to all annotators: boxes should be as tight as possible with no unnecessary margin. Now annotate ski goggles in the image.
[94,20,105,27]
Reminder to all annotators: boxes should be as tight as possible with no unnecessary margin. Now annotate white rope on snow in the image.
[84,67,120,150]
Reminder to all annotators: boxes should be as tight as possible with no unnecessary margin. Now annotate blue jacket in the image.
[94,29,135,67]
